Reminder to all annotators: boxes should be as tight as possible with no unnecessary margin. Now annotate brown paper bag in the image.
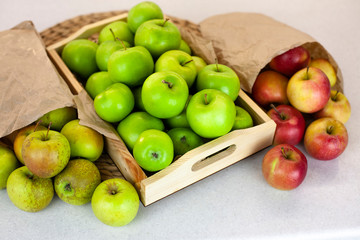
[198,12,344,93]
[0,21,75,139]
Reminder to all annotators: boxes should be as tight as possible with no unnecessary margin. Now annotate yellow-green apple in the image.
[108,46,154,87]
[7,166,54,212]
[287,67,331,113]
[54,159,101,205]
[38,107,77,131]
[267,105,305,146]
[155,50,197,87]
[134,19,181,58]
[0,145,19,189]
[309,58,337,87]
[192,56,207,73]
[62,39,98,79]
[95,40,130,71]
[178,39,192,55]
[22,130,70,178]
[117,111,165,150]
[85,71,114,99]
[127,1,164,33]
[61,119,104,162]
[91,178,139,227]
[133,129,174,172]
[196,63,240,101]
[269,46,310,77]
[251,70,289,108]
[98,21,134,45]
[304,118,348,160]
[186,89,236,138]
[167,128,204,155]
[142,71,189,119]
[262,144,307,190]
[13,124,47,164]
[232,106,253,130]
[314,90,351,124]
[94,83,135,123]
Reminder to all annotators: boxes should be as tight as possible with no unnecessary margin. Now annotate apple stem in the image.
[162,80,173,88]
[181,59,193,66]
[204,93,209,105]
[332,91,339,101]
[215,58,219,72]
[45,122,52,140]
[327,125,334,135]
[270,104,285,120]
[161,18,169,27]
[109,28,116,41]
[65,184,71,192]
[34,120,42,132]
[305,66,310,80]
[281,147,289,159]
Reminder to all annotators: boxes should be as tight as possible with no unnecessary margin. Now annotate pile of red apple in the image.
[1,107,139,227]
[252,46,351,190]
[61,2,254,174]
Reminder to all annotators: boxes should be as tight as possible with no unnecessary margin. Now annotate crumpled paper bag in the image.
[0,21,75,139]
[198,12,344,93]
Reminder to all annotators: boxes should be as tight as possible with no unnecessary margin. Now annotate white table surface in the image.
[1,0,360,239]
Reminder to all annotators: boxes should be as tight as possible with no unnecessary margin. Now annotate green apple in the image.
[142,71,189,119]
[38,107,77,131]
[85,71,114,99]
[94,83,134,122]
[178,39,192,55]
[13,124,47,165]
[98,21,134,45]
[186,89,236,138]
[164,95,192,129]
[133,129,174,172]
[61,119,104,162]
[167,128,204,155]
[54,159,101,205]
[22,130,70,178]
[196,63,240,101]
[95,40,131,71]
[91,178,139,227]
[192,56,207,73]
[132,86,145,111]
[117,111,165,150]
[62,39,98,79]
[127,1,164,33]
[0,145,19,189]
[134,19,181,58]
[232,106,254,130]
[7,166,54,212]
[108,46,154,87]
[155,50,197,87]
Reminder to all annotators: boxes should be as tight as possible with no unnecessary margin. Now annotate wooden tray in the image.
[46,13,276,206]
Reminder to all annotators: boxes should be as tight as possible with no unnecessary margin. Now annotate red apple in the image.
[267,104,305,146]
[269,46,310,77]
[314,90,351,124]
[287,67,331,113]
[251,70,289,108]
[262,144,307,190]
[304,117,348,160]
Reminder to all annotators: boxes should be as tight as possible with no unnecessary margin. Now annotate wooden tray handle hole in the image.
[191,144,236,172]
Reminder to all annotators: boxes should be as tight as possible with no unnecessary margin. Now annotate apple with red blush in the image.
[269,46,310,77]
[251,70,289,108]
[304,117,348,160]
[267,104,305,146]
[262,144,307,190]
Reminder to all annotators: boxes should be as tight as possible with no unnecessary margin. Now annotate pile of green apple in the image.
[61,1,254,174]
[1,107,140,227]
[252,46,351,191]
